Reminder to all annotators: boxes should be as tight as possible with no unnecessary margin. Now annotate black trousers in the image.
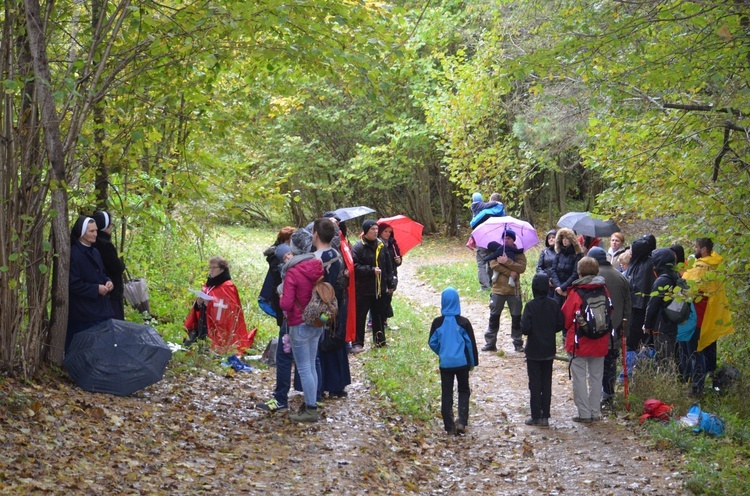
[355,294,387,347]
[627,307,647,351]
[602,338,622,399]
[440,369,470,432]
[526,359,553,419]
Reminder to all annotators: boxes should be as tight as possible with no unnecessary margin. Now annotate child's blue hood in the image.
[441,287,461,317]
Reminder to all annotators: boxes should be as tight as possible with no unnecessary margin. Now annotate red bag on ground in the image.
[638,398,674,425]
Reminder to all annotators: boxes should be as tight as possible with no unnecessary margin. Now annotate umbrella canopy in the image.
[557,211,621,237]
[377,215,424,256]
[331,206,376,222]
[471,216,539,250]
[123,276,150,314]
[63,319,171,396]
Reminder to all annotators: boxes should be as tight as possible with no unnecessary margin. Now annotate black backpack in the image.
[573,287,613,340]
[663,278,691,324]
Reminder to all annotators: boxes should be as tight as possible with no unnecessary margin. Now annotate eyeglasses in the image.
[209,265,220,270]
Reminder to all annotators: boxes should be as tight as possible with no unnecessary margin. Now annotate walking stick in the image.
[621,318,630,411]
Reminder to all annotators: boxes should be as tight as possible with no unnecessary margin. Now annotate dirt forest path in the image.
[0,237,691,495]
[387,243,689,495]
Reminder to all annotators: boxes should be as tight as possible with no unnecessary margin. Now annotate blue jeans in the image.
[289,323,324,408]
[273,322,293,407]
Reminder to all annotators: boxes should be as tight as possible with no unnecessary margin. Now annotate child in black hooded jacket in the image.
[521,273,565,426]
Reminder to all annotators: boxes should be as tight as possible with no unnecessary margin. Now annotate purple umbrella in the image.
[471,216,539,250]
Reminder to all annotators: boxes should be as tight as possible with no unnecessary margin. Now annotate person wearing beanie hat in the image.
[274,243,292,263]
[587,247,607,265]
[587,246,632,406]
[483,230,527,352]
[350,218,394,352]
[483,235,523,287]
[472,192,483,203]
[361,219,378,236]
[92,211,127,320]
[67,215,114,352]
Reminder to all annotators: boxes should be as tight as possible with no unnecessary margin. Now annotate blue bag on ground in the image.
[684,403,725,437]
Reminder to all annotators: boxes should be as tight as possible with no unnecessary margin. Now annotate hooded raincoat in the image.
[429,288,478,371]
[683,251,734,350]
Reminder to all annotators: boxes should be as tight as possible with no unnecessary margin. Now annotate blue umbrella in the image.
[331,206,375,222]
[63,319,171,396]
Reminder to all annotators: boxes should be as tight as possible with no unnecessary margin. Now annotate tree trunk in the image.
[24,0,70,366]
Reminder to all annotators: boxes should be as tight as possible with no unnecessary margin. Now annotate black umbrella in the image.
[557,211,621,237]
[331,205,375,222]
[63,319,171,396]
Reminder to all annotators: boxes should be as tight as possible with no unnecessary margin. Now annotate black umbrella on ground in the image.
[63,319,171,396]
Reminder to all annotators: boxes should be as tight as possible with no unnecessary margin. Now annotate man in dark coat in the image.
[588,247,632,405]
[351,219,393,352]
[92,211,126,319]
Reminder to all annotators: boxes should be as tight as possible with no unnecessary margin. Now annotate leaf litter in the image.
[0,243,691,494]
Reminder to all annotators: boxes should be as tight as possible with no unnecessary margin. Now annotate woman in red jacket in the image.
[562,257,611,423]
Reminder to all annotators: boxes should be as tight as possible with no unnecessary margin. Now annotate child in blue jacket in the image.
[429,287,479,435]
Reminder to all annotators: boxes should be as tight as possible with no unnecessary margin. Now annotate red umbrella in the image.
[377,215,424,256]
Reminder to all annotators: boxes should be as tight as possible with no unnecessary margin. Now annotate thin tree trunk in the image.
[24,0,70,365]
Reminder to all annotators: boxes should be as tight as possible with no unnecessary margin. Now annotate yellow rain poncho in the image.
[682,252,734,351]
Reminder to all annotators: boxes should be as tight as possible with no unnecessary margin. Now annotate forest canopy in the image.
[1,0,748,374]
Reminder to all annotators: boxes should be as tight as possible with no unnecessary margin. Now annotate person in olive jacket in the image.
[521,273,565,426]
[351,219,393,352]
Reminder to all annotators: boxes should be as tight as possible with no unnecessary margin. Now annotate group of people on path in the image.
[67,202,735,434]
[181,214,403,423]
[434,193,735,434]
